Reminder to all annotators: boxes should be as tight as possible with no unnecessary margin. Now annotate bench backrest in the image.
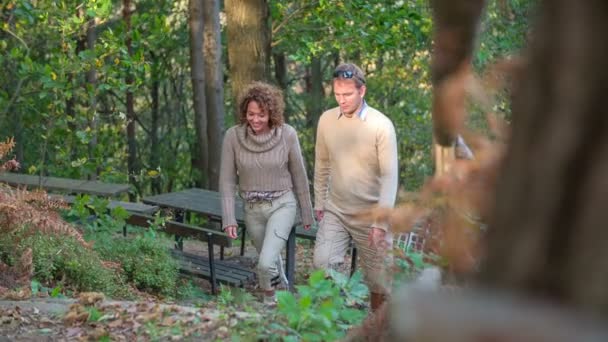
[126,213,233,248]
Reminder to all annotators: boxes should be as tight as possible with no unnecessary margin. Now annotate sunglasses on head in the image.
[333,70,365,83]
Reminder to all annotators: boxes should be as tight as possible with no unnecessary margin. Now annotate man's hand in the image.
[303,224,311,231]
[315,210,324,222]
[368,227,388,249]
[224,225,238,239]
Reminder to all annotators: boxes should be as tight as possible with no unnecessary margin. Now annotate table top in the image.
[142,188,245,222]
[0,173,130,197]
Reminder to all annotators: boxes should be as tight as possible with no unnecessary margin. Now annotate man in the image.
[313,63,399,312]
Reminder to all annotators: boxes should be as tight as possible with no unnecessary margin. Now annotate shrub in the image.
[95,234,179,297]
[0,229,126,297]
[272,270,368,341]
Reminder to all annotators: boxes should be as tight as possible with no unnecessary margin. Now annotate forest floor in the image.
[0,242,355,341]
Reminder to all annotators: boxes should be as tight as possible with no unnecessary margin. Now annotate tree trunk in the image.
[86,16,98,180]
[273,52,289,122]
[307,57,323,137]
[123,0,139,200]
[429,0,486,146]
[225,0,270,120]
[149,52,162,195]
[203,0,225,191]
[189,0,209,188]
[479,0,608,317]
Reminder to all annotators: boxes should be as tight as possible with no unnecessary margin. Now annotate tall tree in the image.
[225,0,271,119]
[189,0,209,188]
[203,0,225,191]
[149,51,162,194]
[307,56,324,137]
[85,14,98,180]
[123,0,139,199]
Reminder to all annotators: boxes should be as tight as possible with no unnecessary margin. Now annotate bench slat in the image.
[125,213,233,247]
[55,195,158,214]
[0,173,130,197]
[170,250,254,277]
[171,250,256,286]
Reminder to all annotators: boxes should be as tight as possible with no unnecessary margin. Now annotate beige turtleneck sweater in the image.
[314,106,399,231]
[220,123,314,229]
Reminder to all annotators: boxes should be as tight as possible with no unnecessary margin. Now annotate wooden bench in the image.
[56,195,159,215]
[0,173,130,197]
[125,213,256,294]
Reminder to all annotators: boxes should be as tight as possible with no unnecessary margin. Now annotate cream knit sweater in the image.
[220,124,314,229]
[314,106,399,231]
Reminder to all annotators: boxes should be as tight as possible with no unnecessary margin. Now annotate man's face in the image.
[333,79,366,117]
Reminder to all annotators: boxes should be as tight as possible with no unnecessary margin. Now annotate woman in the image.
[219,81,313,304]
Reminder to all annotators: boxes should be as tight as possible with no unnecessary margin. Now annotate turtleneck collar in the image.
[235,124,283,152]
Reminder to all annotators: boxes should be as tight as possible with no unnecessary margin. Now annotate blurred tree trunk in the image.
[377,1,608,340]
[189,0,209,188]
[123,0,139,200]
[203,0,224,191]
[480,0,608,317]
[86,15,98,180]
[226,0,271,120]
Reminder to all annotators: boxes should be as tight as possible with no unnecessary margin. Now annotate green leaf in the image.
[50,286,62,298]
[30,280,41,295]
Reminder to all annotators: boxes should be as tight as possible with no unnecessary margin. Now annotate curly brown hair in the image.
[237,81,285,128]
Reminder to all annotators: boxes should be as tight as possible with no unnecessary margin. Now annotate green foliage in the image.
[94,234,179,297]
[394,249,443,284]
[272,270,368,341]
[217,285,256,308]
[60,194,180,297]
[4,231,127,297]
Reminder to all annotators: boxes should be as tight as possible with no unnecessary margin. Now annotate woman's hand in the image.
[224,225,238,239]
[303,224,311,231]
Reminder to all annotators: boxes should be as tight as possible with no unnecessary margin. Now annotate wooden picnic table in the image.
[142,188,299,288]
[143,188,244,222]
[0,172,130,197]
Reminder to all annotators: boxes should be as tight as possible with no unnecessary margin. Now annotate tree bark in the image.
[273,52,289,122]
[149,52,162,195]
[307,56,323,137]
[86,16,98,180]
[203,0,225,191]
[225,0,271,120]
[189,0,209,188]
[479,0,608,317]
[123,0,139,200]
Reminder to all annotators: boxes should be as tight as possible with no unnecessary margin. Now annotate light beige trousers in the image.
[244,191,296,291]
[313,210,393,294]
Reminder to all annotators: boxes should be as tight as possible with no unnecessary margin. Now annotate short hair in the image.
[333,63,366,88]
[237,81,285,128]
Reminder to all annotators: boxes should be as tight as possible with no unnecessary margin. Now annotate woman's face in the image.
[246,100,270,134]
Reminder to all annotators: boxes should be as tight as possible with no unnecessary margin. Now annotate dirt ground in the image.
[0,239,356,341]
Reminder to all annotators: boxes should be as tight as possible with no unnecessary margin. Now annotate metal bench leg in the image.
[207,233,217,295]
[350,247,358,277]
[286,226,296,291]
[174,210,184,251]
[240,227,246,257]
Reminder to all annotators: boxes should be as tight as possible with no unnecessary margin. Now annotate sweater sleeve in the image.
[314,114,331,211]
[219,128,238,229]
[374,119,399,231]
[286,127,314,226]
